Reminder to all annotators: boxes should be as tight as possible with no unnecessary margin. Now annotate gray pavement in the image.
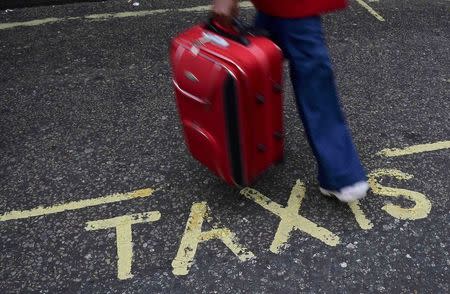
[0,0,449,292]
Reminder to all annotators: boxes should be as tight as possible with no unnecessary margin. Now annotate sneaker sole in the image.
[319,187,366,203]
[319,188,334,197]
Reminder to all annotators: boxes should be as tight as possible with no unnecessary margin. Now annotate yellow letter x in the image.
[241,180,340,253]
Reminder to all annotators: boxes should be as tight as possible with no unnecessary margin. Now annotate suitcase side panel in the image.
[234,37,284,182]
[170,40,238,185]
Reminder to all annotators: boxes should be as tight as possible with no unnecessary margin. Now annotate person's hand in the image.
[212,0,239,27]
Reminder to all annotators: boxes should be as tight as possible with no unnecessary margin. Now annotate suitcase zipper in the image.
[223,73,245,186]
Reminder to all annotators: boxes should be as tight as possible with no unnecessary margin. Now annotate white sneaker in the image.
[319,181,369,203]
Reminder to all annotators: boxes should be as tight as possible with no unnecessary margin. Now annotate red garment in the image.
[250,0,348,18]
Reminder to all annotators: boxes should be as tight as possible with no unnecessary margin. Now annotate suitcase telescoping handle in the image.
[205,17,251,46]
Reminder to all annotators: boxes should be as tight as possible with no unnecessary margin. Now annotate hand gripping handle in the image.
[205,17,251,46]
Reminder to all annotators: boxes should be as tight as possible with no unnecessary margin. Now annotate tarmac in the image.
[0,0,449,292]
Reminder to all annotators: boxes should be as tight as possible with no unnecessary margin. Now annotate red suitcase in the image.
[170,20,284,187]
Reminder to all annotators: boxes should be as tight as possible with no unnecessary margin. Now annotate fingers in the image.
[212,0,239,27]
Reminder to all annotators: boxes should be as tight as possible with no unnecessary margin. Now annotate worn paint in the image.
[171,202,255,276]
[348,201,374,230]
[179,1,254,12]
[0,2,254,31]
[85,211,161,280]
[377,140,450,157]
[241,180,340,252]
[0,188,155,222]
[368,169,432,220]
[0,17,61,30]
[355,0,386,21]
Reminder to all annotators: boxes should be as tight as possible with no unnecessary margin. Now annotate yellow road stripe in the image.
[0,17,61,30]
[0,1,254,31]
[0,188,155,222]
[354,0,385,21]
[377,140,450,157]
[179,2,254,12]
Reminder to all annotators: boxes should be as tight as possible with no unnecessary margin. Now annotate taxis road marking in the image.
[0,140,439,280]
[377,140,450,157]
[354,0,385,21]
[72,170,433,280]
[0,188,156,222]
[0,1,254,31]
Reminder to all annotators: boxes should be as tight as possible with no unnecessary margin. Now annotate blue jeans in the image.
[255,11,366,190]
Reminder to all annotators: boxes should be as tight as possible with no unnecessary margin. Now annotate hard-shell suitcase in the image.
[170,20,284,187]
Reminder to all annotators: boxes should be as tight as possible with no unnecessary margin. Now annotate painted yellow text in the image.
[171,202,255,276]
[368,169,431,220]
[241,180,340,253]
[85,211,161,280]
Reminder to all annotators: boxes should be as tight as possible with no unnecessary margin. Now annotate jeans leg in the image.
[254,11,279,45]
[276,16,366,190]
[254,11,269,29]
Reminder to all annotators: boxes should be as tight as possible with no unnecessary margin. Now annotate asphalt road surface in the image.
[1,0,449,292]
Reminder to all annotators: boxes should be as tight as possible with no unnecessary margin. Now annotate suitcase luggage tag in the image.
[190,32,230,56]
[190,18,253,56]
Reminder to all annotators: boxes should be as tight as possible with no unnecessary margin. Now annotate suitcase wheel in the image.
[257,144,267,152]
[273,132,284,140]
[256,94,265,104]
[273,84,283,94]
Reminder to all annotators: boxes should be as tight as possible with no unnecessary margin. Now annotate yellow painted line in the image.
[84,9,169,21]
[0,17,61,30]
[0,1,254,31]
[354,0,385,21]
[377,140,450,157]
[0,188,156,222]
[179,2,254,12]
[86,211,161,280]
